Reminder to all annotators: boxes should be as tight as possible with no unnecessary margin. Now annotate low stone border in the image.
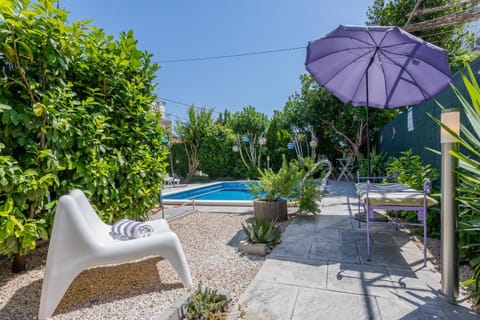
[239,240,267,256]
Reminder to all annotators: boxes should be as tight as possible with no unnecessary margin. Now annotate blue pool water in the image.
[162,181,260,201]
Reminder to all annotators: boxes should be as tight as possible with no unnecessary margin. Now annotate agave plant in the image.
[433,65,480,307]
[241,219,281,248]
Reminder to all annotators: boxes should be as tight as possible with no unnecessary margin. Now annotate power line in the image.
[159,97,193,108]
[157,46,306,63]
[165,112,188,122]
[158,96,223,115]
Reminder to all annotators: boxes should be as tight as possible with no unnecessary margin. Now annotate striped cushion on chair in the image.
[111,218,153,239]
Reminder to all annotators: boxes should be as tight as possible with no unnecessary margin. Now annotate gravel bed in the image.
[0,211,270,319]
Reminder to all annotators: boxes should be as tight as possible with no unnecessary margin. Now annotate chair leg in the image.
[423,211,427,267]
[357,197,361,228]
[39,265,82,319]
[161,234,193,286]
[366,208,372,261]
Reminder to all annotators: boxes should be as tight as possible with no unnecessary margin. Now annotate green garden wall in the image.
[376,57,480,176]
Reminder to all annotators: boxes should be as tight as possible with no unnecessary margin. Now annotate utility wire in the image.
[165,112,188,122]
[158,97,222,115]
[157,46,306,63]
[158,97,193,108]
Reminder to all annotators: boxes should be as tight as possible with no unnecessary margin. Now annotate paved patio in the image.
[234,180,478,319]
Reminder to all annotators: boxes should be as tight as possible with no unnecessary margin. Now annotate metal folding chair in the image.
[336,153,355,181]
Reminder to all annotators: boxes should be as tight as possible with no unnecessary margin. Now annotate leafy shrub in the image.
[384,149,440,234]
[0,150,56,270]
[183,282,231,320]
[249,156,304,201]
[0,199,49,255]
[0,0,168,272]
[357,147,386,178]
[463,261,480,307]
[385,149,439,190]
[241,219,281,248]
[296,179,322,214]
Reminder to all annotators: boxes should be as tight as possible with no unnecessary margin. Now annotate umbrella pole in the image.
[364,46,378,179]
[366,106,370,177]
[366,72,371,178]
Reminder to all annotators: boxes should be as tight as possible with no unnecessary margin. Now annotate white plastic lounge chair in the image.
[165,174,180,185]
[38,189,192,319]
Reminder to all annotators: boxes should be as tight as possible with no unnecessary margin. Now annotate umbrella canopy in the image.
[306,25,452,108]
[305,25,452,175]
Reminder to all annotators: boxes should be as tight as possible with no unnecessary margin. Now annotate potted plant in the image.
[248,157,304,221]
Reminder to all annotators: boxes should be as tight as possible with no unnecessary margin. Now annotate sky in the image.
[61,0,375,124]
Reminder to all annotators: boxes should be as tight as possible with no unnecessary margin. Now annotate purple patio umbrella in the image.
[305,25,452,176]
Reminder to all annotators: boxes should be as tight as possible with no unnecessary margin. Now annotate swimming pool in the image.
[161,181,260,206]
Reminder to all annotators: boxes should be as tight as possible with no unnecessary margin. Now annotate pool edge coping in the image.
[161,180,254,207]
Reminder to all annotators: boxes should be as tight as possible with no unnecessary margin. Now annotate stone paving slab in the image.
[234,180,477,319]
[340,229,370,243]
[312,228,340,242]
[327,262,398,299]
[312,215,353,229]
[309,242,360,263]
[357,244,425,268]
[375,295,479,319]
[270,237,312,259]
[386,266,442,299]
[289,215,321,226]
[255,259,328,289]
[237,281,298,320]
[281,223,316,237]
[292,287,381,320]
[370,230,412,246]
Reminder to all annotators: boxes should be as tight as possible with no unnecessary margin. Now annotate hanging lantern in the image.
[287,142,294,150]
[259,137,266,145]
[242,135,250,143]
[310,139,318,148]
[232,145,240,152]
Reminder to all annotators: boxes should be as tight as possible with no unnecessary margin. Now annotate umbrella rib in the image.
[379,51,431,104]
[320,47,376,92]
[309,34,378,61]
[324,35,375,47]
[377,37,449,77]
[381,48,451,79]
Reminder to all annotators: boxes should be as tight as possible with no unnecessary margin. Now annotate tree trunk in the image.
[11,254,26,273]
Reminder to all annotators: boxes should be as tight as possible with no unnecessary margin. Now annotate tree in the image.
[175,106,215,180]
[263,111,291,171]
[283,75,398,163]
[227,106,270,177]
[367,0,478,72]
[198,122,243,179]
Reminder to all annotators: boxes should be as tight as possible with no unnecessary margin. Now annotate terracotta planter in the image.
[253,198,287,222]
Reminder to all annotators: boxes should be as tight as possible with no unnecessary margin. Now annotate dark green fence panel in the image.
[376,57,480,174]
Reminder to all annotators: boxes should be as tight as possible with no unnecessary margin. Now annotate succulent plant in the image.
[183,282,231,320]
[241,219,281,248]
